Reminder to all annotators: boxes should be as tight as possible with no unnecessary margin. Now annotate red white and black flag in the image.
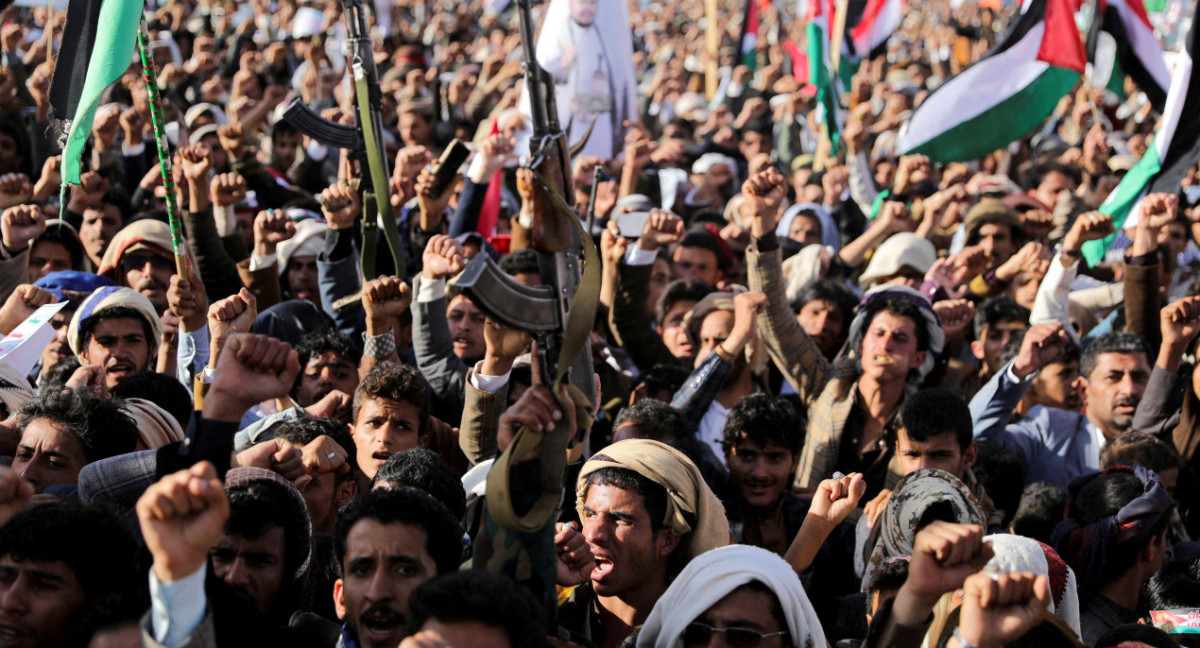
[1088,0,1170,109]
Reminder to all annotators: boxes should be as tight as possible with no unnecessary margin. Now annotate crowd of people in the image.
[0,0,1197,646]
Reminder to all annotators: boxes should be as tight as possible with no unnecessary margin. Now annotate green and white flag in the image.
[1083,4,1200,265]
[54,0,143,185]
[806,0,842,150]
[896,0,1086,162]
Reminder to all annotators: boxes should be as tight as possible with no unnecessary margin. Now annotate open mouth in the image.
[874,355,894,364]
[359,609,404,642]
[371,451,392,464]
[592,555,614,580]
[108,363,135,378]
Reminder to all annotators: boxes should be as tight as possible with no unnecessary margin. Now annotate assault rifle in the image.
[454,0,596,440]
[283,0,404,278]
[456,0,600,623]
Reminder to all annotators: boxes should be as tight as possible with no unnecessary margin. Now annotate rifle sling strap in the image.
[354,64,406,278]
[360,192,378,279]
[486,183,601,533]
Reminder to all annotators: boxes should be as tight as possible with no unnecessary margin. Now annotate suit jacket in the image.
[141,610,217,648]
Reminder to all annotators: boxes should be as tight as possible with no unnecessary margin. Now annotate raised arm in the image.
[459,320,530,465]
[608,209,686,373]
[741,168,830,403]
[360,275,412,376]
[411,235,470,406]
[969,322,1069,455]
[1031,212,1113,335]
[1125,193,1177,351]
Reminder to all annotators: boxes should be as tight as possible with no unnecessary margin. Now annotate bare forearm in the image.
[783,516,836,573]
[839,222,890,267]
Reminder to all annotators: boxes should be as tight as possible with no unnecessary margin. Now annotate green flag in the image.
[807,20,842,151]
[60,0,143,185]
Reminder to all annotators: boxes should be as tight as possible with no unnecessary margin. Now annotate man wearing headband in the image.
[561,439,730,648]
[67,286,162,389]
[740,169,946,500]
[1052,465,1174,645]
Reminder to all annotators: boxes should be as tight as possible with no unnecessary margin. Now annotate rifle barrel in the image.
[516,0,550,138]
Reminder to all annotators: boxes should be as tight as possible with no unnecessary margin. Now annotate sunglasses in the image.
[683,622,788,647]
[120,254,174,272]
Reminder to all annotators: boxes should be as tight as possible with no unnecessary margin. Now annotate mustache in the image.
[359,604,405,624]
[1113,396,1140,408]
[136,276,167,291]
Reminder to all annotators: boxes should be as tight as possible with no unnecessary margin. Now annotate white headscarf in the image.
[984,534,1081,637]
[777,202,841,251]
[637,544,826,648]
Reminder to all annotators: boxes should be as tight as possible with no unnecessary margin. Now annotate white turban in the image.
[637,544,826,648]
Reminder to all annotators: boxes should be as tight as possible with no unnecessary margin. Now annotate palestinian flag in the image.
[896,0,1085,162]
[52,0,142,184]
[1089,31,1129,99]
[849,0,902,59]
[49,0,103,122]
[807,0,843,149]
[738,0,763,69]
[783,40,810,82]
[1082,5,1200,265]
[1089,0,1170,110]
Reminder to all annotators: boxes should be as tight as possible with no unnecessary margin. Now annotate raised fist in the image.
[636,208,685,252]
[0,204,45,251]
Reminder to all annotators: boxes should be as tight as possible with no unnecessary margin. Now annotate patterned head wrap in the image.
[863,469,984,590]
[224,467,313,582]
[985,534,1081,637]
[1051,465,1173,592]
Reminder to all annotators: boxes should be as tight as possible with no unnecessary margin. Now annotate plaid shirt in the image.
[746,242,901,492]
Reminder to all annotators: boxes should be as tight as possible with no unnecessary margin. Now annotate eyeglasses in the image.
[682,622,789,647]
[119,254,174,272]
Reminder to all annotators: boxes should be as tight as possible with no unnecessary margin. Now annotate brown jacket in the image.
[458,369,510,466]
[746,242,902,493]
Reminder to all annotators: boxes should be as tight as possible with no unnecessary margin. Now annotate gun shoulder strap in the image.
[485,181,601,533]
[353,62,406,279]
[360,192,378,279]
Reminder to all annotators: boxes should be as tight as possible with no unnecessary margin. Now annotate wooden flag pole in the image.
[830,0,850,76]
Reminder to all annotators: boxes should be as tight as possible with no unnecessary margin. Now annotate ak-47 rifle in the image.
[455,0,600,623]
[283,0,405,280]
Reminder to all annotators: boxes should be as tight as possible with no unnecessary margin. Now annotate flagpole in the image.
[705,0,720,99]
[830,0,850,76]
[135,23,188,277]
[1083,0,1104,127]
